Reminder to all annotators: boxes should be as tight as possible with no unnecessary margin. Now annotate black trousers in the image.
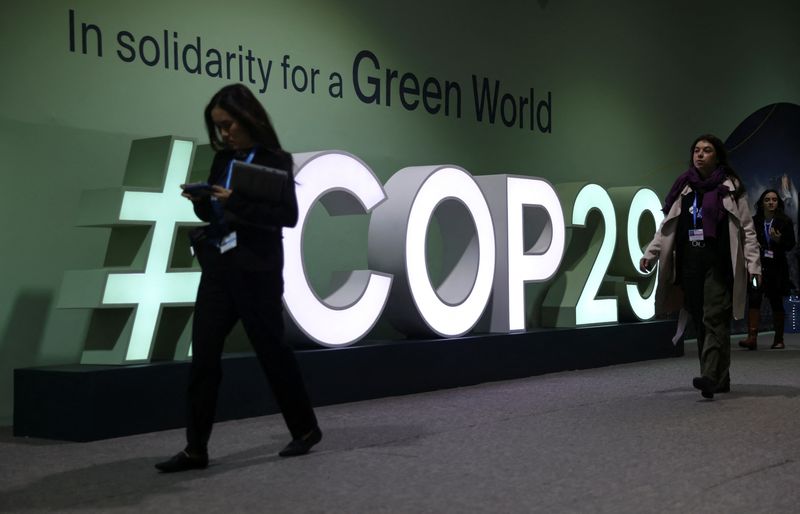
[186,253,317,453]
[747,287,785,314]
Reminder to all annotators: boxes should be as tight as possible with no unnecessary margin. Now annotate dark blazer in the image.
[753,212,796,295]
[192,148,298,271]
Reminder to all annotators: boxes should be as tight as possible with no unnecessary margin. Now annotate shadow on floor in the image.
[0,423,425,512]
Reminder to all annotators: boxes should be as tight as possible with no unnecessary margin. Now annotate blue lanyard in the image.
[764,219,774,248]
[223,148,257,189]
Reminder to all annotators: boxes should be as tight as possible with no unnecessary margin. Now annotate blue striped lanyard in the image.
[692,193,701,228]
[223,148,257,189]
[764,219,774,248]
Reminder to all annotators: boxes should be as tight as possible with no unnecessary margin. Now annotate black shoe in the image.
[279,427,322,457]
[692,376,715,399]
[155,450,208,473]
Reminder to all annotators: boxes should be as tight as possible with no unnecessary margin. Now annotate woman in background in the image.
[739,189,795,350]
[640,134,761,399]
[156,84,321,473]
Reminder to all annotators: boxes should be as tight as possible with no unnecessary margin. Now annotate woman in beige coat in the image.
[640,134,761,399]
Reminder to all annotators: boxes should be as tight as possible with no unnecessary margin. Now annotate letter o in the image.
[369,166,495,337]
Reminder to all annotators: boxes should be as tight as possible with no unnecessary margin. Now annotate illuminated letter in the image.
[283,152,392,346]
[608,187,663,320]
[476,175,566,331]
[541,183,617,326]
[368,166,495,337]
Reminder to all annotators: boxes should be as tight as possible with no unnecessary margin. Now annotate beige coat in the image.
[642,178,761,319]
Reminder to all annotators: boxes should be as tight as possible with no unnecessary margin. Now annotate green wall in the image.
[1,0,798,425]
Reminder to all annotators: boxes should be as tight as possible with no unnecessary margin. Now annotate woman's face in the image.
[693,140,719,175]
[211,106,254,150]
[763,192,779,214]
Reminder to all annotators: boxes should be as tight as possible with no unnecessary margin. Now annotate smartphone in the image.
[181,182,214,197]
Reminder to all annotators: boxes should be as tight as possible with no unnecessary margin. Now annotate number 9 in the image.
[608,187,664,321]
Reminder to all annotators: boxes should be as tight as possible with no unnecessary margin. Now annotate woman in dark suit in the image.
[739,189,796,350]
[156,84,321,473]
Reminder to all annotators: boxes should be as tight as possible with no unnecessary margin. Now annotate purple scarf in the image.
[663,167,729,238]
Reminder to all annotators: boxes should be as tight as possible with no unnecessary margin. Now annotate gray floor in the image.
[1,333,799,514]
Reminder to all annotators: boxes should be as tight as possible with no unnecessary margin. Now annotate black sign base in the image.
[14,321,681,441]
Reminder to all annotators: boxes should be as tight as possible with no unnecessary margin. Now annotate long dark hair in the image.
[204,84,283,152]
[689,133,745,198]
[754,188,786,219]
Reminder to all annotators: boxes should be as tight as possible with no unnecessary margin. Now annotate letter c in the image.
[283,151,392,346]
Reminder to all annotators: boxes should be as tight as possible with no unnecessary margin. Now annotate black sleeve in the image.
[192,197,214,222]
[753,215,765,248]
[781,217,796,252]
[222,150,299,228]
[192,152,228,222]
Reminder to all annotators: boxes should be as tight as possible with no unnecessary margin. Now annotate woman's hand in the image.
[182,192,198,201]
[212,185,232,201]
[769,226,782,242]
[639,257,652,273]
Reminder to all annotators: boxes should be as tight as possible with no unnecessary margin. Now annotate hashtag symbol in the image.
[58,137,207,363]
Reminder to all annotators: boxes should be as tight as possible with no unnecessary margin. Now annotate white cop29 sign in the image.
[59,139,664,362]
[283,151,664,347]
